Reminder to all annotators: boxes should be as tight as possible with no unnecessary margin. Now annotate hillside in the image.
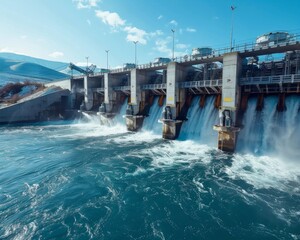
[0,57,69,86]
[0,52,68,71]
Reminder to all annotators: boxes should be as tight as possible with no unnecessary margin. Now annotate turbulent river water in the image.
[0,96,300,240]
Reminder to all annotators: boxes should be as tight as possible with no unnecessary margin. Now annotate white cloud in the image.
[49,51,64,58]
[186,28,196,33]
[89,0,99,7]
[169,20,178,26]
[155,39,171,55]
[154,38,189,59]
[95,10,125,28]
[87,19,91,25]
[149,30,163,37]
[157,15,163,20]
[73,0,100,9]
[95,9,149,45]
[20,35,27,39]
[124,26,147,44]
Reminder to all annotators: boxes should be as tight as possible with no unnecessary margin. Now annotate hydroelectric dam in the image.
[46,32,300,153]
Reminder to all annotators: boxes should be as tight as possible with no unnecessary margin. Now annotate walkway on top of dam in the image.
[62,33,300,95]
[68,33,300,79]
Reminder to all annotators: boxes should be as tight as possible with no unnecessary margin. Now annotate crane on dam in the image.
[69,62,96,76]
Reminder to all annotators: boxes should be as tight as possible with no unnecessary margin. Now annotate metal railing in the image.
[93,88,104,92]
[179,79,222,88]
[137,62,169,70]
[56,33,300,81]
[240,74,300,85]
[170,32,298,66]
[113,85,131,91]
[92,36,299,74]
[142,83,166,90]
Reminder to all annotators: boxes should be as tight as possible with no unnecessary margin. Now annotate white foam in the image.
[2,222,37,240]
[150,222,166,240]
[139,140,214,168]
[125,166,148,176]
[193,177,208,193]
[109,130,161,145]
[22,183,39,197]
[49,121,127,140]
[46,174,70,195]
[226,153,300,191]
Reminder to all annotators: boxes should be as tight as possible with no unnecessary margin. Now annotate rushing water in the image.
[1,96,300,240]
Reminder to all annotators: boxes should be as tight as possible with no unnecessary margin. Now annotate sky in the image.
[0,0,299,68]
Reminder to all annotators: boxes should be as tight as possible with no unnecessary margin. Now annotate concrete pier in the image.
[98,73,120,122]
[126,115,144,131]
[103,73,116,114]
[125,69,147,131]
[213,52,241,152]
[84,76,93,111]
[162,62,188,139]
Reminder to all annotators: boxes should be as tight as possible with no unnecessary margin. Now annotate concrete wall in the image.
[0,89,70,124]
[166,62,186,107]
[222,52,242,110]
[166,62,177,107]
[130,69,147,105]
[84,76,93,110]
[104,73,120,104]
[45,79,71,90]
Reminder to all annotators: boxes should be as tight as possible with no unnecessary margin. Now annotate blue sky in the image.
[0,0,299,68]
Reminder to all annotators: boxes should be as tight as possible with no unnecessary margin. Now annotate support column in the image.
[213,52,241,152]
[126,69,147,131]
[98,73,118,122]
[104,73,115,112]
[162,62,186,139]
[83,76,93,111]
[70,78,77,109]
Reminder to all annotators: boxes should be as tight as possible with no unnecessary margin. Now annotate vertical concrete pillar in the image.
[162,62,186,139]
[98,73,119,122]
[126,69,147,131]
[222,52,241,116]
[203,63,208,80]
[70,78,76,109]
[104,73,118,113]
[213,52,241,152]
[84,76,93,111]
[130,69,147,114]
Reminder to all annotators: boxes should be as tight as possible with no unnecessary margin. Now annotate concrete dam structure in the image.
[49,32,300,152]
[0,87,71,124]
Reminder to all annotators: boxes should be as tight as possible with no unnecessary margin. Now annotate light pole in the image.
[105,50,109,70]
[230,6,236,52]
[133,41,138,66]
[171,29,175,60]
[86,56,89,71]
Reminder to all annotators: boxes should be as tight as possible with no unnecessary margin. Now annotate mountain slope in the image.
[0,52,68,71]
[0,57,69,85]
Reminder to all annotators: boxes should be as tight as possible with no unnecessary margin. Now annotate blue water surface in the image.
[0,107,300,239]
